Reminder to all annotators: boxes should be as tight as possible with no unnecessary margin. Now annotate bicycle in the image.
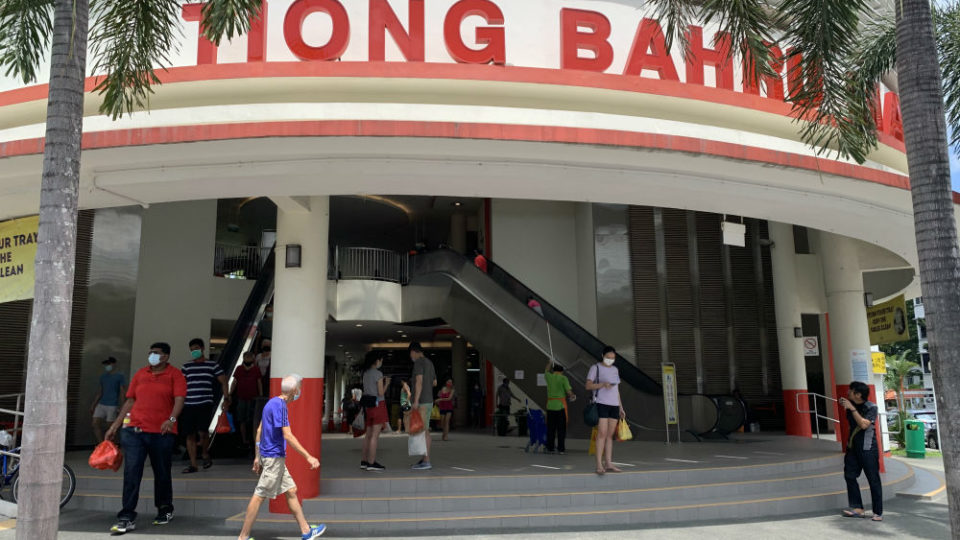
[0,444,76,508]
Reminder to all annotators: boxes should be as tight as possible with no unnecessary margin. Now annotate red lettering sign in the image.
[369,0,425,62]
[743,43,784,101]
[623,19,679,81]
[284,0,350,61]
[182,3,219,65]
[443,0,506,65]
[685,26,733,90]
[882,92,904,142]
[560,8,613,72]
[182,2,268,64]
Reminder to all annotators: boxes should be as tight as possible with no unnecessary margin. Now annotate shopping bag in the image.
[89,440,123,471]
[407,408,425,434]
[588,427,598,456]
[352,408,366,432]
[407,432,427,456]
[215,412,232,434]
[431,405,441,421]
[616,419,633,441]
[583,403,599,427]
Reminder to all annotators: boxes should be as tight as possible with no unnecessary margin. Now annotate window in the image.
[922,353,931,374]
[919,324,927,339]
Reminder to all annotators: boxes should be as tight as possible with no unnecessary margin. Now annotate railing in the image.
[331,247,409,284]
[214,243,269,280]
[0,393,24,459]
[796,391,902,444]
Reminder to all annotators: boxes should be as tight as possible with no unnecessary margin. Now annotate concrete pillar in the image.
[450,212,467,254]
[331,360,341,430]
[769,223,811,437]
[271,196,328,510]
[452,336,468,427]
[324,355,335,430]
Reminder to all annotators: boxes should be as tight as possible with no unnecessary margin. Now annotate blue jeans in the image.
[118,428,175,521]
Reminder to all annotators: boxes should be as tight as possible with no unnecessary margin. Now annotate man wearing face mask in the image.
[256,340,272,388]
[180,338,229,473]
[105,342,187,535]
[91,356,127,443]
[231,351,262,450]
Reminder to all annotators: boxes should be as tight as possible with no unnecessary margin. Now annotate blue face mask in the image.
[292,391,302,402]
[190,349,203,360]
[148,353,162,366]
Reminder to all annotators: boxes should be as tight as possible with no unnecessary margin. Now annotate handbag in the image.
[582,363,601,427]
[431,405,441,421]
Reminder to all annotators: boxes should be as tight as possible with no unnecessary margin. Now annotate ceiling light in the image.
[454,202,462,207]
[355,323,363,327]
[396,330,404,334]
[338,344,343,348]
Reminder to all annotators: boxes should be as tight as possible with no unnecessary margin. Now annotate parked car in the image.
[912,411,939,449]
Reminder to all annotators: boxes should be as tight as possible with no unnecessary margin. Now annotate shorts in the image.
[365,401,389,427]
[236,399,256,424]
[180,403,215,435]
[254,457,296,499]
[92,404,119,422]
[417,404,433,431]
[597,404,620,420]
[440,409,454,416]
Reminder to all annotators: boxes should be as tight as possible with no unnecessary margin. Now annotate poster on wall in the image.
[0,216,39,304]
[871,352,887,374]
[851,350,871,381]
[866,294,910,345]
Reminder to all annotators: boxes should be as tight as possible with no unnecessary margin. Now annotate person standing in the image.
[180,338,229,473]
[409,342,436,470]
[360,355,390,472]
[544,361,575,454]
[495,378,519,436]
[236,374,327,540]
[436,380,456,441]
[255,340,272,388]
[469,382,485,428]
[91,356,127,444]
[586,346,626,475]
[105,342,186,535]
[230,351,262,450]
[840,381,883,521]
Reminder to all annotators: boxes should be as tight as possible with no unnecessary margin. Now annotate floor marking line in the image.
[753,451,785,455]
[531,464,561,470]
[450,467,475,472]
[610,462,636,467]
[665,458,700,463]
[714,455,749,460]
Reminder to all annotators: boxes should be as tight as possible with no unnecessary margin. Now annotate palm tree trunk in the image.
[895,0,960,534]
[15,0,89,538]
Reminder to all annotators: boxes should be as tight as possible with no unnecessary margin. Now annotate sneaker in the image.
[302,524,327,539]
[411,461,432,470]
[152,512,173,525]
[366,462,385,472]
[110,519,136,535]
[360,461,369,470]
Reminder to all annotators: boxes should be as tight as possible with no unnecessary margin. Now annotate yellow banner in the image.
[0,216,38,304]
[872,352,887,374]
[866,294,910,345]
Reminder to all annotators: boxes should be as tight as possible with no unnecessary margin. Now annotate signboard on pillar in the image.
[872,352,887,374]
[661,363,678,425]
[802,337,820,357]
[866,294,910,345]
[851,350,871,381]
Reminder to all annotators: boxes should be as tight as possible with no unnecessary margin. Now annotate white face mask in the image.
[104,365,114,372]
[602,357,615,367]
[148,353,162,366]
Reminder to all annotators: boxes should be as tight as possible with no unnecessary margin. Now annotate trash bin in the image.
[905,419,926,459]
[516,410,528,437]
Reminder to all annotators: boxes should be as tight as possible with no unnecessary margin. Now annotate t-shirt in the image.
[99,372,127,407]
[496,384,514,408]
[586,363,620,407]
[544,372,572,411]
[437,388,454,411]
[126,365,187,434]
[256,354,271,377]
[232,364,262,401]
[411,357,437,405]
[847,400,879,451]
[362,368,383,397]
[259,396,289,458]
[181,359,225,406]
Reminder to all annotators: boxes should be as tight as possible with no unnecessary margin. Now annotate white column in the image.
[769,222,811,437]
[820,232,871,386]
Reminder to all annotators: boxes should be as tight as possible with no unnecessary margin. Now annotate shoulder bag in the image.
[583,363,601,427]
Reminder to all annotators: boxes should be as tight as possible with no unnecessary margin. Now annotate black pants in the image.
[119,428,175,521]
[546,409,567,452]
[844,446,882,516]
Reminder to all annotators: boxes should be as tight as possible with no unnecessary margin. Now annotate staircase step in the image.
[895,461,946,500]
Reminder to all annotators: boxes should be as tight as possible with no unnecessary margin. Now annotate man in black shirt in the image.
[839,381,883,521]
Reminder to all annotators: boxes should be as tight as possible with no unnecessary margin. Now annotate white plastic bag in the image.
[407,432,427,456]
[352,408,366,432]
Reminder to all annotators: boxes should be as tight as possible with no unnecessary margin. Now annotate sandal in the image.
[842,508,865,518]
[182,466,198,474]
[871,515,883,522]
[202,458,213,469]
[606,466,623,473]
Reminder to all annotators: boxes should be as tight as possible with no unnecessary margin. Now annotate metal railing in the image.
[331,247,409,284]
[796,391,902,446]
[0,393,24,459]
[214,243,269,280]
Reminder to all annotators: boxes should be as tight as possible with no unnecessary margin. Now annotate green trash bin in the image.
[905,419,926,459]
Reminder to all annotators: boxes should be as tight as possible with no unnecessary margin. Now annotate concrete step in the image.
[895,460,946,500]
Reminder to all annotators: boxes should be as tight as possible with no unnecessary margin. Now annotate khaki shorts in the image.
[92,404,119,422]
[254,457,296,499]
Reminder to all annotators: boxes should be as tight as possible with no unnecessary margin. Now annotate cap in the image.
[102,357,118,365]
[408,342,424,353]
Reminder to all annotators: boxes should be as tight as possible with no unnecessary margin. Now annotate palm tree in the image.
[0,1,259,538]
[884,352,922,408]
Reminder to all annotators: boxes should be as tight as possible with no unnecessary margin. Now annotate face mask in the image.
[292,391,301,402]
[104,365,114,372]
[190,349,203,360]
[148,353,162,366]
[602,357,615,367]
[446,383,453,388]
[263,347,271,353]
[243,361,253,367]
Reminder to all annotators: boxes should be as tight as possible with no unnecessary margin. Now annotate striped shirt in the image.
[181,359,224,406]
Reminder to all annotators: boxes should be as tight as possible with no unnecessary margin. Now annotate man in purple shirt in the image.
[237,374,326,540]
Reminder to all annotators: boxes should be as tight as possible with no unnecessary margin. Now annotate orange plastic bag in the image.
[407,408,425,434]
[215,412,232,434]
[89,440,123,471]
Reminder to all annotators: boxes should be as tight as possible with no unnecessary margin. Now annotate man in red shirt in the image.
[230,351,262,450]
[105,342,187,535]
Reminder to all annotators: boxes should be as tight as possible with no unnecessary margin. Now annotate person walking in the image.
[586,346,626,475]
[230,351,262,450]
[105,342,186,535]
[544,361,575,454]
[180,338,229,473]
[360,355,390,472]
[437,379,456,441]
[409,342,436,470]
[91,356,126,444]
[469,382,485,428]
[255,340,272,387]
[495,378,519,436]
[236,374,327,540]
[840,381,883,521]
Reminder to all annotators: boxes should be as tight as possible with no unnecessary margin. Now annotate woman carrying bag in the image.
[585,346,626,475]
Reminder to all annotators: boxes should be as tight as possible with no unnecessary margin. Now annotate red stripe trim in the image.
[0,61,906,153]
[0,120,912,191]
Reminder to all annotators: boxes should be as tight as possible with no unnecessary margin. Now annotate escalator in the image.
[404,250,732,440]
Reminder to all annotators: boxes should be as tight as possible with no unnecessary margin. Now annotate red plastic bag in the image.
[215,412,232,434]
[407,408,425,434]
[89,440,123,471]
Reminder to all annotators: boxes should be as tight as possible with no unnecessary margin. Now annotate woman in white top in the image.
[585,346,626,475]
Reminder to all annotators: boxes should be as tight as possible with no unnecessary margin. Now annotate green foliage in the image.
[0,0,53,83]
[935,1,960,154]
[883,350,921,394]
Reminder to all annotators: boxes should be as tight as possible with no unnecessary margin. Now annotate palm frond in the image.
[778,0,875,163]
[201,0,263,46]
[935,0,960,154]
[644,0,698,53]
[701,0,778,86]
[844,10,898,152]
[0,0,54,84]
[88,0,182,119]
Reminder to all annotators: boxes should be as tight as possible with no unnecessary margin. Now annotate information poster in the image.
[0,216,39,304]
[661,363,678,425]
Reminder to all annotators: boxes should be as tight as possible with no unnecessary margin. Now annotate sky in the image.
[952,153,960,192]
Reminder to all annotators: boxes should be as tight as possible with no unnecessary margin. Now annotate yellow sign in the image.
[872,352,887,374]
[866,294,910,345]
[0,216,39,304]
